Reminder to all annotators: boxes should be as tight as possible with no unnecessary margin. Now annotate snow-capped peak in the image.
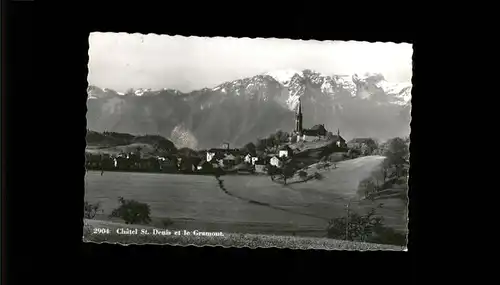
[134,88,152,96]
[264,69,303,86]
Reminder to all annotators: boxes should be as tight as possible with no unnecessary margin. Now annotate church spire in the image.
[295,98,303,133]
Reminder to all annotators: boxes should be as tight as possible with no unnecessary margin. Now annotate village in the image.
[85,99,380,177]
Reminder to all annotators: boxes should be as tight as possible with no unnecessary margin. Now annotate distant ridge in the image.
[87,70,411,149]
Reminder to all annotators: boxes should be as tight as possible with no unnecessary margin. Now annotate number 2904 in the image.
[93,228,110,235]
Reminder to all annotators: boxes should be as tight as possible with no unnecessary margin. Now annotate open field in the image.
[83,219,405,251]
[84,155,408,238]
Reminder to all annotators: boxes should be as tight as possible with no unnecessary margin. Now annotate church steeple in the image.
[295,98,303,133]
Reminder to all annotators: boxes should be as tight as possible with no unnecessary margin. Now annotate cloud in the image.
[88,33,412,93]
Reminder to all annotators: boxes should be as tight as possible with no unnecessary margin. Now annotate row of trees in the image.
[356,136,410,200]
[253,130,290,153]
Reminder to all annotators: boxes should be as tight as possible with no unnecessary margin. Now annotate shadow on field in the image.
[214,175,330,221]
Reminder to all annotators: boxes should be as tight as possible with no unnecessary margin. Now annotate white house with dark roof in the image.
[278,145,293,158]
[270,156,282,168]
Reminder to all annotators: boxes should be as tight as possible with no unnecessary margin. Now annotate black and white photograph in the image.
[83,33,412,251]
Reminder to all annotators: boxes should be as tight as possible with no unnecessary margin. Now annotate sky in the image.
[88,32,413,93]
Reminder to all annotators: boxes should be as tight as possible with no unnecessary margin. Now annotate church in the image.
[291,98,345,146]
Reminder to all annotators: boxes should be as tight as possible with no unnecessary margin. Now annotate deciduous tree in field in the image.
[110,197,152,225]
[298,170,308,182]
[84,201,102,219]
[281,161,295,185]
[326,208,406,246]
[383,137,409,179]
[267,165,280,181]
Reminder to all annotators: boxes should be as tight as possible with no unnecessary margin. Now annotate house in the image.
[298,125,328,142]
[207,152,216,162]
[278,145,293,158]
[207,151,226,163]
[251,157,259,165]
[207,147,240,161]
[270,156,282,168]
[244,154,252,164]
[244,153,260,165]
[329,131,348,149]
[222,153,237,168]
[197,160,214,173]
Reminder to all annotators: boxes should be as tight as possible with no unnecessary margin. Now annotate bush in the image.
[313,172,324,180]
[298,170,308,181]
[84,201,102,219]
[326,208,406,246]
[327,208,382,242]
[358,178,380,199]
[371,226,407,246]
[83,221,93,236]
[267,165,280,179]
[110,197,152,225]
[161,218,174,228]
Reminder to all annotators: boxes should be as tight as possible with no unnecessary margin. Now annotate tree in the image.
[358,178,379,199]
[298,170,308,181]
[313,172,324,180]
[110,197,152,225]
[255,139,267,152]
[327,208,384,243]
[155,139,176,153]
[383,137,409,178]
[347,148,360,159]
[243,142,257,155]
[281,160,295,185]
[381,158,391,183]
[178,147,197,158]
[360,144,370,156]
[161,218,174,228]
[274,130,284,145]
[278,130,289,143]
[136,146,143,154]
[84,201,102,219]
[267,165,280,181]
[326,132,334,140]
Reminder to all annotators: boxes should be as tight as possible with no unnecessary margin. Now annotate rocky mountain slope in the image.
[87,69,412,149]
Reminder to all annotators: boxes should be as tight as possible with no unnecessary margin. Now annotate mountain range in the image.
[86,69,412,150]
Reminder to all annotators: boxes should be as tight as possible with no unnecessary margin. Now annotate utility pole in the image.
[345,202,350,241]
